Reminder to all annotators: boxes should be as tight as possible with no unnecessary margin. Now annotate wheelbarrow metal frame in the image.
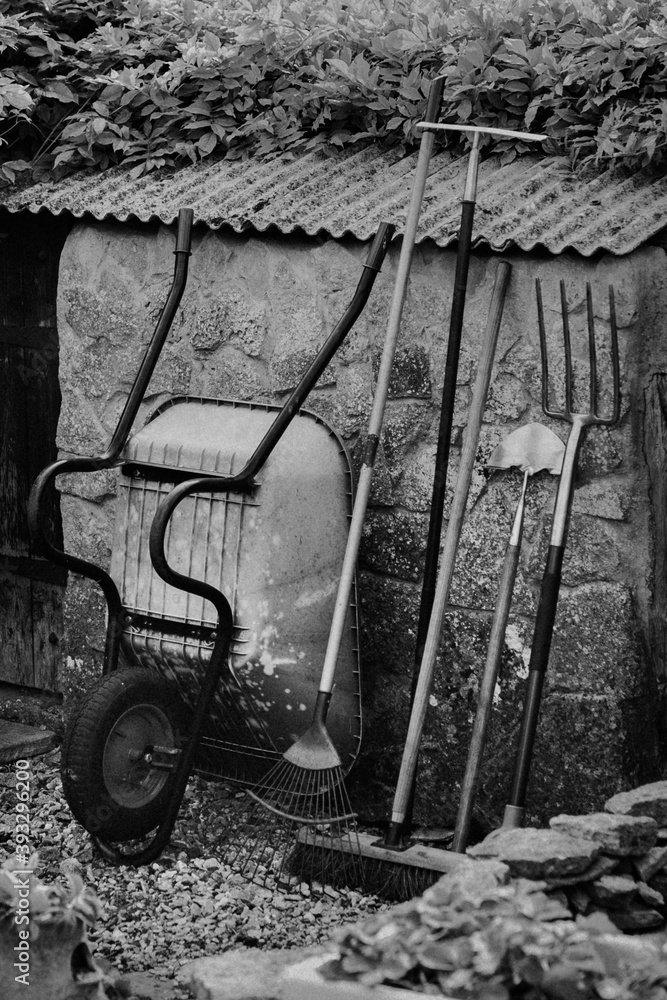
[28,213,395,864]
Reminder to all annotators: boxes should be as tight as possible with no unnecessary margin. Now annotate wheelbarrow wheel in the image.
[61,668,186,842]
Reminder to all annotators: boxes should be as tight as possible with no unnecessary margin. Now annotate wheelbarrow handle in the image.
[175,207,194,253]
[28,208,195,673]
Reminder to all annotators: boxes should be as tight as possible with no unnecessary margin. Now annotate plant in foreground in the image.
[329,868,667,998]
[0,853,110,1000]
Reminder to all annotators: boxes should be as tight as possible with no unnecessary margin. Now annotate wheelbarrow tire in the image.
[61,668,187,842]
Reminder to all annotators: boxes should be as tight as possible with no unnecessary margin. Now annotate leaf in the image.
[43,79,77,104]
[382,29,424,55]
[504,37,528,60]
[197,131,217,154]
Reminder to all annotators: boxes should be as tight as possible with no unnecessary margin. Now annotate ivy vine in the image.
[0,0,665,185]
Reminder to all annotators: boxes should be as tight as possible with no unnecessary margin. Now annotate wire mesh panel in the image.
[109,397,361,787]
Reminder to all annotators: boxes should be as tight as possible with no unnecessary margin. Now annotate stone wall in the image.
[54,217,667,830]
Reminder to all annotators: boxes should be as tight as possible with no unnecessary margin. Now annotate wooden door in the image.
[0,213,68,691]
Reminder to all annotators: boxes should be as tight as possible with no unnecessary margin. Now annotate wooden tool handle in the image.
[318,121,438,698]
[452,471,528,852]
[390,260,512,826]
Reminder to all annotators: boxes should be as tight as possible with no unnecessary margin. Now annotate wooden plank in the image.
[30,578,62,692]
[0,569,34,688]
[0,217,68,691]
[0,719,56,763]
[0,555,66,586]
[0,344,30,557]
[0,324,59,349]
[296,828,463,873]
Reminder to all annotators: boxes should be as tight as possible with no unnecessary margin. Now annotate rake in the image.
[222,79,450,893]
[503,279,621,828]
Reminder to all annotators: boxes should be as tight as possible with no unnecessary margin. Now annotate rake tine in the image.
[586,282,598,417]
[607,285,621,425]
[535,278,553,416]
[559,279,573,418]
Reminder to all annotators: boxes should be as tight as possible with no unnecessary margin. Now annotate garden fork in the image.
[503,279,620,827]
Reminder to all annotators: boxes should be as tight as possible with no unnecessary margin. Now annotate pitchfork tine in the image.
[535,279,553,417]
[586,283,598,417]
[607,285,621,425]
[560,280,573,417]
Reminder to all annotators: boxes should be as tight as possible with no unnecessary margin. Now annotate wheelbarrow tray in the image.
[110,396,361,787]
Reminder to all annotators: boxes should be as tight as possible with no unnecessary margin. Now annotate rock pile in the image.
[467,780,667,932]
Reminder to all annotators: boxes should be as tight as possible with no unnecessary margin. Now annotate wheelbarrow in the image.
[29,209,395,864]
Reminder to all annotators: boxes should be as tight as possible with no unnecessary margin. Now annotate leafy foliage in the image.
[0,0,666,185]
[0,854,101,931]
[331,869,667,999]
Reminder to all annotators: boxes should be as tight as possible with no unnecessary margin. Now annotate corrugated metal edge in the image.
[2,146,666,257]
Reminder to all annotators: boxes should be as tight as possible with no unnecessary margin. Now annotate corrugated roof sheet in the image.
[2,145,667,257]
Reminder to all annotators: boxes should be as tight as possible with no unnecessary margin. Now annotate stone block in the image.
[637,881,664,909]
[577,425,624,479]
[508,692,661,829]
[190,289,267,356]
[381,402,432,466]
[449,482,519,612]
[270,348,336,393]
[60,580,108,682]
[372,344,431,399]
[567,885,592,914]
[526,513,621,587]
[485,373,532,422]
[542,854,619,888]
[605,782,667,825]
[62,281,145,347]
[199,346,270,401]
[649,871,667,899]
[349,439,395,506]
[305,367,373,438]
[179,946,326,1000]
[56,390,109,456]
[606,905,665,932]
[632,846,667,882]
[0,721,57,764]
[586,874,638,909]
[396,442,439,512]
[535,583,654,698]
[572,480,630,521]
[58,468,117,503]
[360,509,427,582]
[549,812,658,856]
[466,827,601,879]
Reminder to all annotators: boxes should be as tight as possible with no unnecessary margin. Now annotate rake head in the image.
[219,762,365,895]
[536,278,621,427]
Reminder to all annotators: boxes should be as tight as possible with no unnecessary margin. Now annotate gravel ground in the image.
[0,746,388,998]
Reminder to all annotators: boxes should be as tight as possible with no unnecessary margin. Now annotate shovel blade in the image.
[487,422,565,476]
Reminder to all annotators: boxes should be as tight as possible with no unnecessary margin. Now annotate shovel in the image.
[451,423,565,852]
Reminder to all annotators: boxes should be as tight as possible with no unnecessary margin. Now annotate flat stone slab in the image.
[177,946,328,1000]
[550,812,658,856]
[283,955,407,1000]
[605,782,667,825]
[637,882,665,908]
[542,853,618,888]
[117,970,177,1000]
[633,846,667,882]
[467,827,601,879]
[587,875,638,909]
[0,719,57,763]
[607,906,665,932]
